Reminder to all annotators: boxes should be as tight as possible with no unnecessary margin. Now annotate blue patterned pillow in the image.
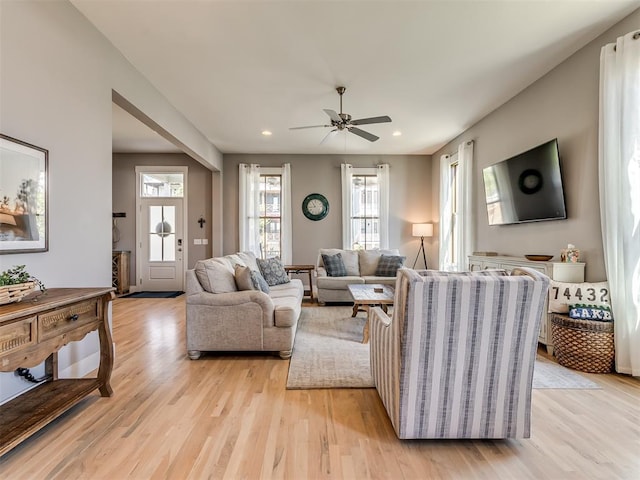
[257,257,290,286]
[375,255,406,277]
[250,269,270,293]
[322,253,347,277]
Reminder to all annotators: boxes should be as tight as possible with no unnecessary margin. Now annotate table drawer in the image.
[38,300,99,341]
[0,317,36,359]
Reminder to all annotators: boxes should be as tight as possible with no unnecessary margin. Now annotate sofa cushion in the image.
[234,265,255,291]
[225,254,246,269]
[362,276,397,286]
[195,259,238,294]
[237,251,260,272]
[319,248,360,276]
[257,257,290,286]
[322,253,348,277]
[269,280,303,300]
[375,255,406,277]
[316,275,364,290]
[359,249,400,276]
[250,269,270,293]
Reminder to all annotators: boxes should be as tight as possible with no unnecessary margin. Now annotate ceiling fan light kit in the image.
[291,87,391,143]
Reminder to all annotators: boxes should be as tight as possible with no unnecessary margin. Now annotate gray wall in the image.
[112,153,213,286]
[431,8,640,282]
[223,154,433,267]
[0,0,219,403]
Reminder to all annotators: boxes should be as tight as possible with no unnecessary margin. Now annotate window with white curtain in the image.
[439,141,474,271]
[239,164,292,263]
[598,30,640,376]
[341,164,389,250]
[259,174,282,258]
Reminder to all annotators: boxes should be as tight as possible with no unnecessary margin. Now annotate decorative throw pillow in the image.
[250,269,270,293]
[548,281,610,313]
[319,249,360,275]
[257,257,290,286]
[234,265,255,291]
[358,249,400,276]
[375,255,406,277]
[194,259,238,294]
[321,253,347,277]
[568,304,613,322]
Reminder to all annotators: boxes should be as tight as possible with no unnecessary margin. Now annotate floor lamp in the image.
[412,223,433,269]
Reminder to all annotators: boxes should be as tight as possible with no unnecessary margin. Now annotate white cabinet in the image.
[468,255,585,354]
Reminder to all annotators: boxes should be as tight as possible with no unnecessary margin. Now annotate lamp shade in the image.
[412,223,433,237]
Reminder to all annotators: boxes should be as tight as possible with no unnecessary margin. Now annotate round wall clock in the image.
[302,193,329,221]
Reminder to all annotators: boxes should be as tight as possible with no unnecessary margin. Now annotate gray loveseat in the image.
[315,248,403,303]
[186,252,303,359]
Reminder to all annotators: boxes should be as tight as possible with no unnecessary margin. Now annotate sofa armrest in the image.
[316,266,327,278]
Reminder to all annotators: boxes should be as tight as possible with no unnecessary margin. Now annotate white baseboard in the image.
[59,351,100,378]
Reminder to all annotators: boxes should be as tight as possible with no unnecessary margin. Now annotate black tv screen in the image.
[482,139,567,226]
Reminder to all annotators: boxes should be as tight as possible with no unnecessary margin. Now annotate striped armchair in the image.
[370,267,549,439]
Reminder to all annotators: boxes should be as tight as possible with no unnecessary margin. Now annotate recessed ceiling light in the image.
[261,130,272,136]
[392,131,402,137]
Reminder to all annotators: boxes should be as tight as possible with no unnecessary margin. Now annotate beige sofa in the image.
[186,252,303,359]
[315,248,403,303]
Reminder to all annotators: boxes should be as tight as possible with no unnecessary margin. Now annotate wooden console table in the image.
[0,287,115,457]
[284,264,315,301]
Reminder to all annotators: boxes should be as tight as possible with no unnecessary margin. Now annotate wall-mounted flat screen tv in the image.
[482,138,567,226]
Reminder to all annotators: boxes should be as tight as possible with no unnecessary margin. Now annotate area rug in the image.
[286,306,601,390]
[119,291,184,298]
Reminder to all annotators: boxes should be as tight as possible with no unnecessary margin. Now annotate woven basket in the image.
[551,314,614,373]
[0,281,36,306]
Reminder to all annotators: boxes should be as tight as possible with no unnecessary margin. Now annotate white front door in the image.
[136,167,187,292]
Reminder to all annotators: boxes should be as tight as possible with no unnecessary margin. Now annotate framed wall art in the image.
[0,134,48,253]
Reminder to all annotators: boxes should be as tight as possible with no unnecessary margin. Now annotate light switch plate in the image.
[202,239,208,245]
[194,239,202,245]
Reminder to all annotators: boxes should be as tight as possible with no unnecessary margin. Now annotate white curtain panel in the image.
[457,141,475,272]
[599,30,640,376]
[377,164,390,249]
[439,141,474,271]
[238,163,261,257]
[341,163,353,249]
[280,163,293,264]
[439,154,454,270]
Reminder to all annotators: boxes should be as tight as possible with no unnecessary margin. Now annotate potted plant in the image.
[0,265,46,305]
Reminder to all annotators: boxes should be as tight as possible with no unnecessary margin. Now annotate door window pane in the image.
[141,173,184,197]
[148,205,176,261]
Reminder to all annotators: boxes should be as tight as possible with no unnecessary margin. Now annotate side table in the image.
[284,264,315,302]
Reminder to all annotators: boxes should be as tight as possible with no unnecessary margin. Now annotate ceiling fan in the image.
[290,87,392,143]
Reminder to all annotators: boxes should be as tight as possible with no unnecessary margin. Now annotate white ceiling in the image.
[73,0,640,156]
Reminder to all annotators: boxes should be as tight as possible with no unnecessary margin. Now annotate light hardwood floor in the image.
[1,296,639,479]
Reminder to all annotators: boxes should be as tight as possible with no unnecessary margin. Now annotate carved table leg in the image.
[97,292,114,397]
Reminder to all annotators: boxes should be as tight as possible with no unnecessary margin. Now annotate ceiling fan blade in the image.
[349,127,379,142]
[323,109,342,123]
[350,115,392,126]
[289,124,331,130]
[320,129,338,145]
